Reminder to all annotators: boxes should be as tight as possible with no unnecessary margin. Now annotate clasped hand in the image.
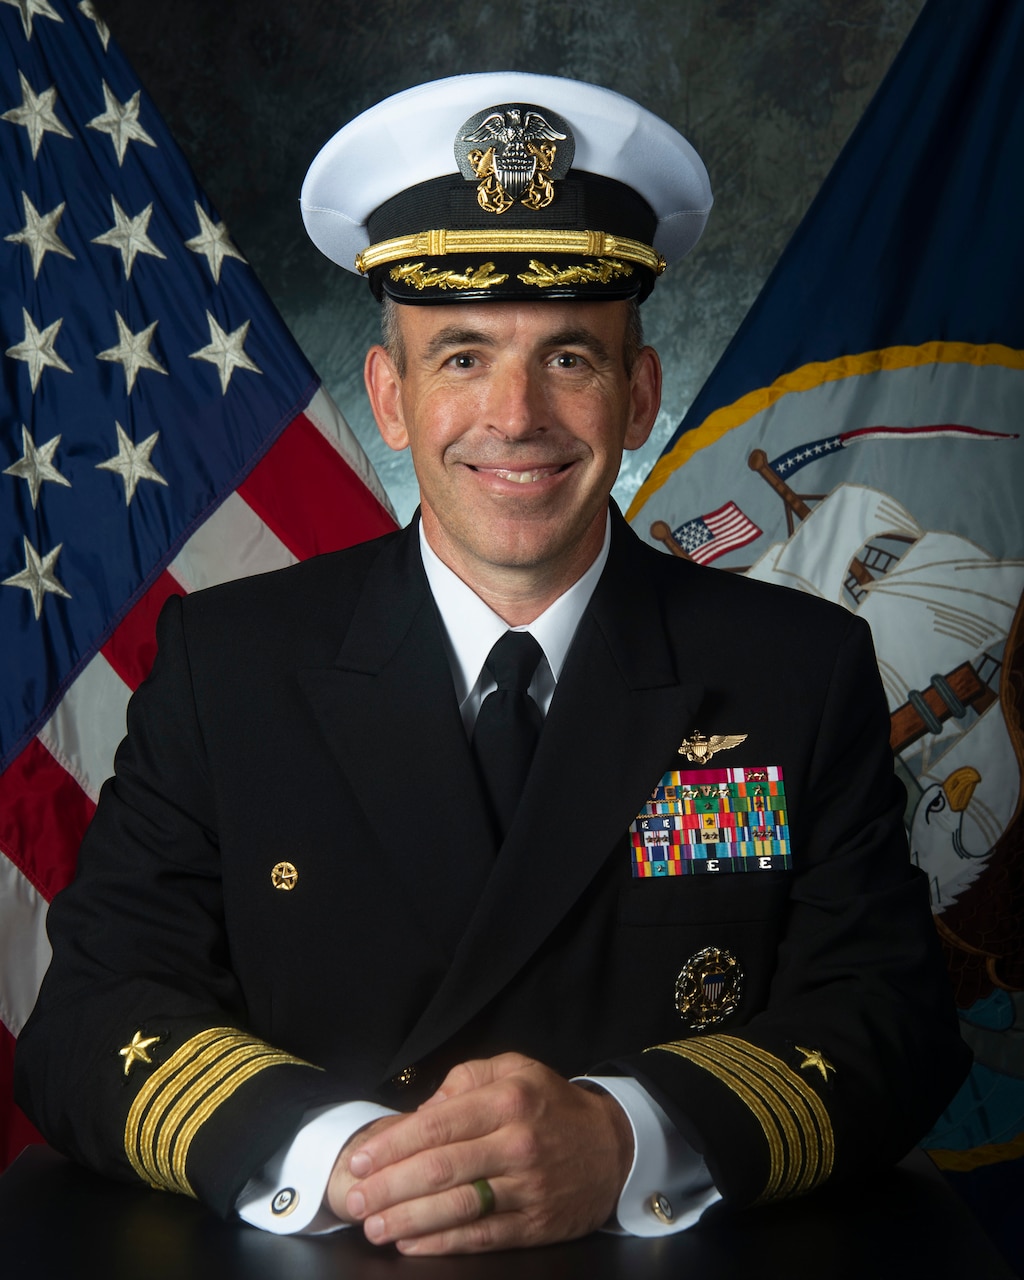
[326,1052,633,1254]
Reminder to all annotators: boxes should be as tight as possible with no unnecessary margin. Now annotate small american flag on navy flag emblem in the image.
[669,501,761,565]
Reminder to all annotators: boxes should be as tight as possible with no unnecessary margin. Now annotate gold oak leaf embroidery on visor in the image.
[389,261,510,291]
[517,257,634,288]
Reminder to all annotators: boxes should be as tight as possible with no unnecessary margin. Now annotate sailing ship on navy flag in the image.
[630,0,1024,1247]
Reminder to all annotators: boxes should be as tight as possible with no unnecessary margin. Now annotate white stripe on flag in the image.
[169,491,297,592]
[0,857,52,1037]
[304,386,396,518]
[37,654,132,804]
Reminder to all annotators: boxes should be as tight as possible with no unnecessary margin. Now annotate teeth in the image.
[494,468,548,484]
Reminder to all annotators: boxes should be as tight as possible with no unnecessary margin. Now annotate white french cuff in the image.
[236,1100,398,1235]
[574,1074,721,1236]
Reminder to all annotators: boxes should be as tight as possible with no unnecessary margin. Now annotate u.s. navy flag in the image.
[630,0,1024,1260]
[0,1,396,1167]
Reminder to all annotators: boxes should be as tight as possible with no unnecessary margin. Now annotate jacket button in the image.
[392,1065,417,1088]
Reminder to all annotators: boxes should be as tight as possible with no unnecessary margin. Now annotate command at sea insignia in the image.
[675,946,743,1031]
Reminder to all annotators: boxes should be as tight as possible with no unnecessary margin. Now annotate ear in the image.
[624,345,662,451]
[364,344,408,451]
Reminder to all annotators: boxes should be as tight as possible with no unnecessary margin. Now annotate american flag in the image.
[670,502,761,565]
[0,0,396,1166]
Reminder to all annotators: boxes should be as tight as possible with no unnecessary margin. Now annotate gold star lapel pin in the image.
[119,1030,161,1077]
[271,860,298,890]
[678,731,748,763]
[795,1045,836,1082]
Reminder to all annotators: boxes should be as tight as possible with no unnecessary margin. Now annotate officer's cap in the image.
[300,72,711,304]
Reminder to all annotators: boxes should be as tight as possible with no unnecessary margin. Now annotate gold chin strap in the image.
[355,227,666,277]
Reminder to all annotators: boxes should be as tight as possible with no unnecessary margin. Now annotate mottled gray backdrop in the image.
[99,0,926,524]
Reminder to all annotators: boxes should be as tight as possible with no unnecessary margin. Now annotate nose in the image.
[485,359,545,440]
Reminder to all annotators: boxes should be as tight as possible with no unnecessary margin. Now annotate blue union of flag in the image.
[0,0,395,1168]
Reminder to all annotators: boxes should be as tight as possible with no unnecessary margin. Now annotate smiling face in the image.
[364,299,661,618]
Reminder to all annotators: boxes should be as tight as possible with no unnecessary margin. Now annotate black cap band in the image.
[363,170,661,303]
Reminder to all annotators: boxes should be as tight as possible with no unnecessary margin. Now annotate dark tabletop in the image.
[0,1145,1015,1280]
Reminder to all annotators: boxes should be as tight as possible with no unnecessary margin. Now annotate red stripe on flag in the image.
[0,740,96,903]
[100,571,186,691]
[238,414,397,559]
[0,1022,43,1167]
[841,423,1018,443]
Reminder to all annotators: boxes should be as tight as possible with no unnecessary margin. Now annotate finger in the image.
[326,1115,404,1220]
[421,1052,538,1106]
[347,1129,503,1219]
[395,1214,528,1257]
[360,1177,511,1247]
[349,1081,511,1176]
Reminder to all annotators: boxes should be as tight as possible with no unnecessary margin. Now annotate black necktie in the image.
[472,631,544,842]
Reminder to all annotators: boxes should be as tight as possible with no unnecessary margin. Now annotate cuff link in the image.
[650,1191,674,1225]
[271,1186,298,1216]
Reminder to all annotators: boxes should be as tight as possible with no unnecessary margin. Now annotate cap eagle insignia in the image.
[461,107,568,214]
[678,731,748,763]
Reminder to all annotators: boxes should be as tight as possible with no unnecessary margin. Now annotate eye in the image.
[551,352,582,369]
[447,352,477,369]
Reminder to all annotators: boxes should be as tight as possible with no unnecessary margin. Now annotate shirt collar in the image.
[418,512,612,707]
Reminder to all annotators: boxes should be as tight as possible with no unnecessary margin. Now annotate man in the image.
[15,72,968,1255]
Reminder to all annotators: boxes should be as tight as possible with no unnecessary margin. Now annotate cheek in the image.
[420,396,487,464]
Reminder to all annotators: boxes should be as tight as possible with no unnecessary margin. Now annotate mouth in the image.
[469,464,572,484]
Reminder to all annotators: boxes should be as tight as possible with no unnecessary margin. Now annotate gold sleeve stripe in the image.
[657,1040,789,1197]
[674,1040,801,1199]
[354,228,665,276]
[124,1028,316,1196]
[133,1034,254,1188]
[645,1034,834,1201]
[678,1037,831,1197]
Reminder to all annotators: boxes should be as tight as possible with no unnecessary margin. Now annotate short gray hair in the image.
[380,294,407,377]
[622,299,644,375]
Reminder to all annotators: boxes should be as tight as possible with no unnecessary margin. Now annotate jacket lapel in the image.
[385,515,705,1076]
[297,524,496,958]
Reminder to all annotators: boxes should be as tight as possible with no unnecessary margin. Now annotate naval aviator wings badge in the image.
[678,731,747,762]
[629,762,791,877]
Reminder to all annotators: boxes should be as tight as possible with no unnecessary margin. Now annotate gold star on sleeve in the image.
[119,1031,161,1077]
[795,1045,836,1082]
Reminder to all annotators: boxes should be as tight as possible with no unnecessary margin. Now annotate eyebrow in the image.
[420,324,614,365]
[543,327,614,364]
[421,326,495,363]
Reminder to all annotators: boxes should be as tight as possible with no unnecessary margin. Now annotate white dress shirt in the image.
[237,515,719,1235]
